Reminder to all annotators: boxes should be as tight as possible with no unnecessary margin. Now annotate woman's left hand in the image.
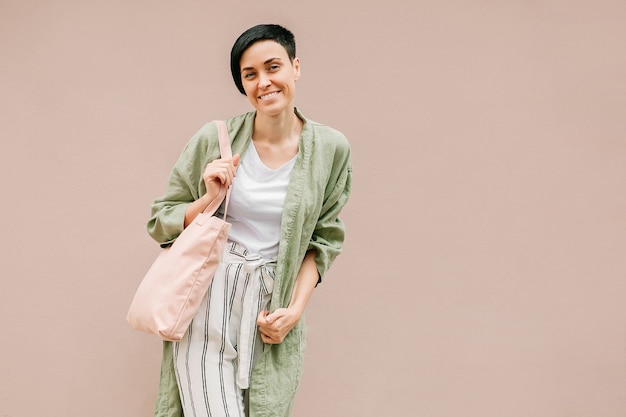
[257,308,301,344]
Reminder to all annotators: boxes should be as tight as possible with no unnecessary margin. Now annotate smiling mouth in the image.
[258,91,281,100]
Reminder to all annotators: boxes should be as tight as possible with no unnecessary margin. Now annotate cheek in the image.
[242,82,254,97]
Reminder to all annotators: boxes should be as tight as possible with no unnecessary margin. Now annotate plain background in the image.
[1,1,625,416]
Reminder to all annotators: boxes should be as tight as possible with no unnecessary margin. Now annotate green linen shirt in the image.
[147,108,352,417]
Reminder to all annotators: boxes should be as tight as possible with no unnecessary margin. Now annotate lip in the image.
[258,90,281,100]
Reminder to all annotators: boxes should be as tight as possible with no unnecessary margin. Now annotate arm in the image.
[257,132,353,344]
[147,122,239,246]
[257,250,318,344]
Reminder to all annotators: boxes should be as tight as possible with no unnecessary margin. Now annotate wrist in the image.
[205,184,225,206]
[201,192,214,207]
[286,303,305,321]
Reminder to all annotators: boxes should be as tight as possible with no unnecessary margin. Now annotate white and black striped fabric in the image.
[173,241,275,417]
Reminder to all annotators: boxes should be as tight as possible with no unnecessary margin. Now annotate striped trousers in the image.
[173,241,275,417]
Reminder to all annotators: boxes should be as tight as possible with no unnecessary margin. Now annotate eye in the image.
[268,64,280,71]
[243,71,256,79]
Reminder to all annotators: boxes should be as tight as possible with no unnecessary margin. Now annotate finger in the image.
[257,310,269,326]
[222,164,235,185]
[264,308,287,325]
[264,313,275,324]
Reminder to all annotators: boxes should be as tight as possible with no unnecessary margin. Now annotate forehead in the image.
[240,40,290,66]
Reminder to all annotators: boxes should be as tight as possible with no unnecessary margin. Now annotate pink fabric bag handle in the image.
[201,120,233,218]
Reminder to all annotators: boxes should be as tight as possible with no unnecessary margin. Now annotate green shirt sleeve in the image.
[146,123,218,247]
[307,131,353,281]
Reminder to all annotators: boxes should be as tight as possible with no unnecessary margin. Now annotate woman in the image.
[147,24,352,417]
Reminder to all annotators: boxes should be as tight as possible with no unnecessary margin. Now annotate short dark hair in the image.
[230,24,296,95]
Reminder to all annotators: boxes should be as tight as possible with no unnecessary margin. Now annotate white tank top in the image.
[223,140,297,259]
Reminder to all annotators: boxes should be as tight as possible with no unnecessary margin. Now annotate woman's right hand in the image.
[203,154,241,200]
[184,154,240,228]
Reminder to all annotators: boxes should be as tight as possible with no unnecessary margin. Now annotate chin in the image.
[255,102,291,116]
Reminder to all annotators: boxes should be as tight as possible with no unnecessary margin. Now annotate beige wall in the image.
[1,1,625,416]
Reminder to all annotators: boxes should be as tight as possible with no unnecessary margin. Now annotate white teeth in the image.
[260,91,279,99]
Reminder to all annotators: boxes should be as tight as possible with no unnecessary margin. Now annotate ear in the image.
[293,57,301,81]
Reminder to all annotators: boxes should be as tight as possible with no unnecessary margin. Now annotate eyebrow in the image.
[240,57,283,73]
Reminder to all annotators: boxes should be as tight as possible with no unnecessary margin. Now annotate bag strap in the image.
[202,120,233,217]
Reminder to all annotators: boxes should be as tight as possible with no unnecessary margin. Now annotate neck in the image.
[253,107,302,144]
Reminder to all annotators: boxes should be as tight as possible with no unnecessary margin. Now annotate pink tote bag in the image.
[127,121,232,341]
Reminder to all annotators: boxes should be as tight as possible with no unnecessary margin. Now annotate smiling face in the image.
[239,40,301,117]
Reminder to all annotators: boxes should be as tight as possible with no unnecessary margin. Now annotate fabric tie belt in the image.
[226,249,276,389]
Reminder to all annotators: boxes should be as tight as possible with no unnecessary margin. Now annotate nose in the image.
[258,73,271,89]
